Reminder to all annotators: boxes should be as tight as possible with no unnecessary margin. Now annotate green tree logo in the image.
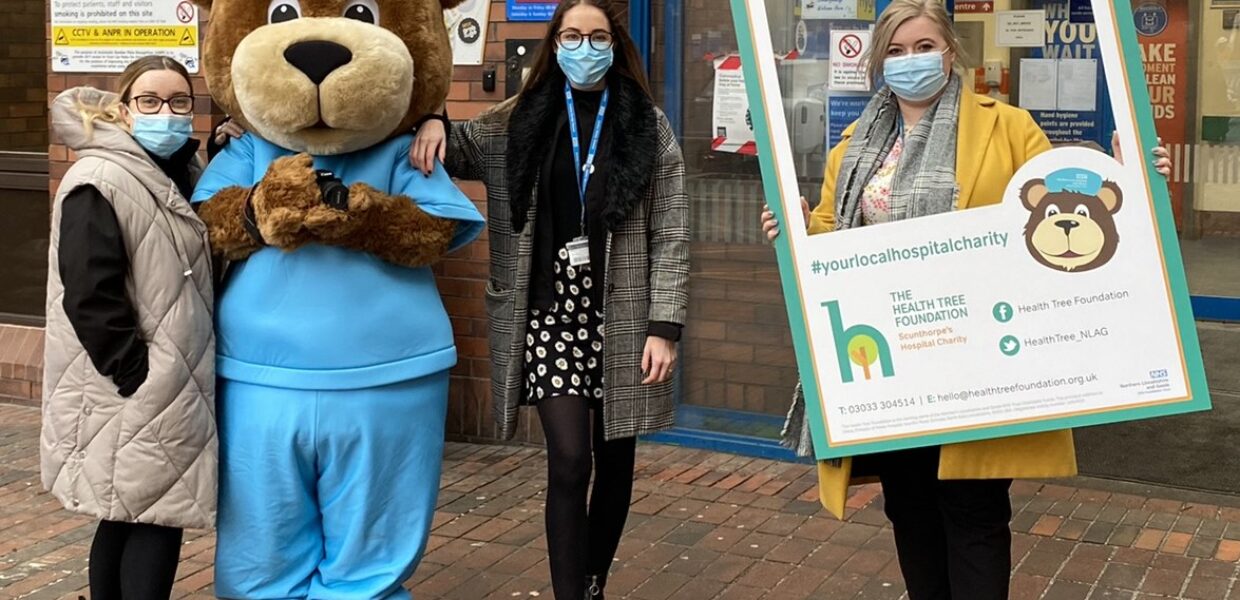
[826,301,894,383]
[847,335,881,380]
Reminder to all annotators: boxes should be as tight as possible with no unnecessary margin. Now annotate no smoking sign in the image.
[838,34,863,59]
[829,28,871,92]
[176,1,196,23]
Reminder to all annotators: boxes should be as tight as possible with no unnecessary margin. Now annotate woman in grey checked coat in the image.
[412,1,689,598]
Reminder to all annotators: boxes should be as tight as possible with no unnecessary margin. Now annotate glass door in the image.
[645,0,1239,463]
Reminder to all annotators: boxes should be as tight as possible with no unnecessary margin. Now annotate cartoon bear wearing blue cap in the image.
[1020,168,1122,272]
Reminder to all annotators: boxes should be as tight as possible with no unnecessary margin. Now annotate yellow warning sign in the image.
[51,26,198,48]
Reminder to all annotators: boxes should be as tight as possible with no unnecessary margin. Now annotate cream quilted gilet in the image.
[41,87,217,529]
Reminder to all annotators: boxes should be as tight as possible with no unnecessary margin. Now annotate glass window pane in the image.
[0,187,49,318]
[0,5,49,320]
[649,0,1240,445]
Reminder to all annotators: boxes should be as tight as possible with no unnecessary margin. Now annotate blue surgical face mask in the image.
[557,43,614,88]
[131,114,193,159]
[883,50,949,102]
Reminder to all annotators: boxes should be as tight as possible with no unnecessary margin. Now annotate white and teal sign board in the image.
[731,0,1211,460]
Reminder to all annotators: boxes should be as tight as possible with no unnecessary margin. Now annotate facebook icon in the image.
[993,302,1014,323]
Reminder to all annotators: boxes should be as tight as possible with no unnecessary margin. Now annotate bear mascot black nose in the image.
[284,41,354,85]
[1055,219,1080,234]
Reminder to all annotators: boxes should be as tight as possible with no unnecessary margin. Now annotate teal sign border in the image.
[728,0,1211,460]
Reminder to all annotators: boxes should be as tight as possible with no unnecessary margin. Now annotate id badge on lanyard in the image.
[565,82,609,267]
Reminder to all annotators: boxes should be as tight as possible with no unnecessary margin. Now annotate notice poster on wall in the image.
[1134,0,1188,225]
[712,56,757,155]
[732,0,1210,460]
[447,0,490,65]
[828,96,869,147]
[506,0,557,22]
[829,29,872,92]
[50,0,201,73]
[1027,0,1107,148]
[997,10,1048,47]
[803,0,877,21]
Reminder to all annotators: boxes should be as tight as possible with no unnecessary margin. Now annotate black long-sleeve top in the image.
[58,139,200,396]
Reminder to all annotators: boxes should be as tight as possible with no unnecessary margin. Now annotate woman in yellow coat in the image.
[761,1,1171,598]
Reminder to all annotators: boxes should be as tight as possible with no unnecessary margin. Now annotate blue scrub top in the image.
[193,133,485,390]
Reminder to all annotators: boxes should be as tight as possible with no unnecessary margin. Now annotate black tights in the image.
[876,446,1013,600]
[538,395,637,600]
[89,520,183,600]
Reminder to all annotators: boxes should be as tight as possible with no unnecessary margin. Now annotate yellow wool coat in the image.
[808,88,1077,519]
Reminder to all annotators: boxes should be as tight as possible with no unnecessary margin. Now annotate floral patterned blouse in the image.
[860,134,906,225]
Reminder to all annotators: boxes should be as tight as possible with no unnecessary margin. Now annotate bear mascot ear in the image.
[1020,179,1049,212]
[1097,181,1123,214]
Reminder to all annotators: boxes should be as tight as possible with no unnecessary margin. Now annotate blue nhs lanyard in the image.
[564,82,609,235]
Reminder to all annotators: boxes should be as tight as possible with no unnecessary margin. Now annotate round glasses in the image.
[130,95,195,115]
[557,29,614,51]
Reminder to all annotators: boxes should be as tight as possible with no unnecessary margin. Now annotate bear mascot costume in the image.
[189,0,483,597]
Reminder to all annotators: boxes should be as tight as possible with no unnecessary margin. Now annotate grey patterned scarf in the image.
[782,76,962,458]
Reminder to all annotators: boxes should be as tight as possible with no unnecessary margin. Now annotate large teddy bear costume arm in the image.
[191,0,472,268]
[195,145,459,268]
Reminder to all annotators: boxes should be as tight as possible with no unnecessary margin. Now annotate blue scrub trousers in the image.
[214,372,448,600]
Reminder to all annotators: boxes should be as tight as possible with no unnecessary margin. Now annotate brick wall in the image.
[0,0,48,151]
[2,0,575,445]
[12,1,799,447]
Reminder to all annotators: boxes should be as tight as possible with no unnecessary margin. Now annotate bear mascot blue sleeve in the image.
[189,1,482,597]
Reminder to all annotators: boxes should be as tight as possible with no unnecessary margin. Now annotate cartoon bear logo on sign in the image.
[189,0,484,596]
[1020,168,1123,273]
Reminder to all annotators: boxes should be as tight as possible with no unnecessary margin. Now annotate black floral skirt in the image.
[524,247,605,405]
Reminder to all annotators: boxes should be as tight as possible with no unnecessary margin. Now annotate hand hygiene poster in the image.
[730,0,1211,459]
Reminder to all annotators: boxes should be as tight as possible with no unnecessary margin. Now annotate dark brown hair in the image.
[520,0,652,99]
[116,55,193,103]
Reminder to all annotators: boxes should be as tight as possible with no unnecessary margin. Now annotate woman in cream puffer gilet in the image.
[41,56,215,599]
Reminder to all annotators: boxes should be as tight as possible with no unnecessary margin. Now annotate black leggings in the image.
[876,446,1013,600]
[538,395,637,600]
[89,520,184,600]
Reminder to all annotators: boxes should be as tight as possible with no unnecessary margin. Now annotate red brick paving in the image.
[0,403,1238,599]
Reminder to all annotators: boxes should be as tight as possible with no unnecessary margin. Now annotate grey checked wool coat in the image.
[445,73,689,441]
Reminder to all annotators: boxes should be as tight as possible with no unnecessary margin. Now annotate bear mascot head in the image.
[190,0,483,265]
[1020,168,1123,273]
[194,0,461,155]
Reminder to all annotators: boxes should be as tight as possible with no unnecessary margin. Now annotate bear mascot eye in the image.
[268,0,302,23]
[344,0,380,25]
[1045,204,1061,219]
[1074,204,1090,219]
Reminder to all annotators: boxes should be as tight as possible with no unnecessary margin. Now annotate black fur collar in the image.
[506,71,658,233]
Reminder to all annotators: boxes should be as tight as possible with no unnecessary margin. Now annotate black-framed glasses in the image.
[557,28,613,51]
[130,95,195,115]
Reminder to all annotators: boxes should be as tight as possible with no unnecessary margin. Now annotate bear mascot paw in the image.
[189,0,482,597]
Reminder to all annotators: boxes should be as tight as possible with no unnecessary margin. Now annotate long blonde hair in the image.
[865,0,967,85]
[76,56,193,138]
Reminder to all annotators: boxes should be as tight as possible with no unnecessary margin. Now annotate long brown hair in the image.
[76,56,194,138]
[520,0,652,99]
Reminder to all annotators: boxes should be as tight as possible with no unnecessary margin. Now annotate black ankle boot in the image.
[585,574,605,599]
